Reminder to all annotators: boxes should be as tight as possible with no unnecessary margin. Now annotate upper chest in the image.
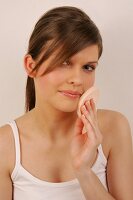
[10,109,113,182]
[19,138,76,182]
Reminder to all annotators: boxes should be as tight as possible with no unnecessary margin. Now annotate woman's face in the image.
[34,44,99,113]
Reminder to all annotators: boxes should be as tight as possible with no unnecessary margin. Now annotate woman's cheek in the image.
[46,69,67,84]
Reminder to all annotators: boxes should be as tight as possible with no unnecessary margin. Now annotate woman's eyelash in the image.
[62,61,96,71]
[83,65,95,71]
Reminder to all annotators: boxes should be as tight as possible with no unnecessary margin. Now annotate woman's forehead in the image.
[69,45,99,62]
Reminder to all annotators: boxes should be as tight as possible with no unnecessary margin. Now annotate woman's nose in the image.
[67,69,83,86]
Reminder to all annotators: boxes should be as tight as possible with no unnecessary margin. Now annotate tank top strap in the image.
[97,144,107,165]
[7,120,21,166]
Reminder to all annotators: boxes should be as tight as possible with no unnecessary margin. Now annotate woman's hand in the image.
[70,99,103,171]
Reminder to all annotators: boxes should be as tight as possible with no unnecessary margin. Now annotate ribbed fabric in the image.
[8,120,108,200]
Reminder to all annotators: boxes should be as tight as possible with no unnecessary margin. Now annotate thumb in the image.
[74,117,84,136]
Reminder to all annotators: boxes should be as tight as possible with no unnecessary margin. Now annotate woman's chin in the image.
[55,105,78,114]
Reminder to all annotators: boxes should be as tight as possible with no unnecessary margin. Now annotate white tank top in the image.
[8,120,108,200]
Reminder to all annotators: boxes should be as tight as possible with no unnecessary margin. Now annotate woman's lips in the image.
[59,91,81,99]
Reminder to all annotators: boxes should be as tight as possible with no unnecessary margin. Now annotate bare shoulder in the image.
[97,109,132,158]
[0,124,13,153]
[97,108,132,136]
[98,109,133,198]
[0,124,15,174]
[98,109,131,136]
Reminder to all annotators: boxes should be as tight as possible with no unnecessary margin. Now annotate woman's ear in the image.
[24,54,37,78]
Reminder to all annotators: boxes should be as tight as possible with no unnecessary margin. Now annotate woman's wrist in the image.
[74,166,93,180]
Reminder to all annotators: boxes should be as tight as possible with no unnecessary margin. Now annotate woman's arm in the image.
[76,168,116,200]
[106,112,133,199]
[0,126,13,200]
[75,112,133,200]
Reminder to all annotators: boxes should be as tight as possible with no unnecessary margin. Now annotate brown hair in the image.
[25,6,103,112]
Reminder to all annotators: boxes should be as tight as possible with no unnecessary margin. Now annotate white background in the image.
[0,0,133,136]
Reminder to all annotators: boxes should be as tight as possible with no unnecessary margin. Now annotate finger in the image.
[74,117,84,136]
[90,99,97,119]
[81,114,96,141]
[85,99,97,121]
[81,105,100,140]
[82,114,102,147]
[81,105,96,131]
[85,100,95,120]
[81,103,102,144]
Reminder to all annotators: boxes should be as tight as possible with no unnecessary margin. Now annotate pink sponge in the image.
[77,86,100,118]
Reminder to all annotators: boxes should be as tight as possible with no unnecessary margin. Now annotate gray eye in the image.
[83,65,95,71]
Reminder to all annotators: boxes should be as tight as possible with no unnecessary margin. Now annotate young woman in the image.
[0,6,133,200]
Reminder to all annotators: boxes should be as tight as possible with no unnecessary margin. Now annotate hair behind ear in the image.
[25,77,35,112]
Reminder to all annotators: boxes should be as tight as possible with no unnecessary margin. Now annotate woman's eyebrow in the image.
[68,58,98,66]
[84,61,98,66]
[85,61,98,64]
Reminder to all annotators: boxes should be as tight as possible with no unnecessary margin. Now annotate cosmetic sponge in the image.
[77,86,100,118]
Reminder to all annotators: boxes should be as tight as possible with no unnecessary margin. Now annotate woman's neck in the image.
[28,106,78,143]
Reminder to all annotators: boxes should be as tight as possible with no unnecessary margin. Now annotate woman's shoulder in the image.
[0,123,15,173]
[97,108,132,151]
[97,108,131,132]
[0,112,33,174]
[0,111,35,145]
[0,123,14,147]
